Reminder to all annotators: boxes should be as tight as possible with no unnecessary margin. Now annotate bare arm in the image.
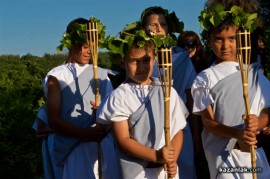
[47,76,106,142]
[258,108,270,130]
[186,89,203,155]
[200,105,257,145]
[112,120,175,164]
[36,119,53,138]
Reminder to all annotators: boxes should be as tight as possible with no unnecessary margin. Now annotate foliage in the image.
[56,17,106,52]
[105,24,176,64]
[199,3,258,32]
[0,54,64,178]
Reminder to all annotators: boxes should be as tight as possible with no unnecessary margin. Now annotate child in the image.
[192,0,270,178]
[97,27,188,179]
[140,6,199,179]
[44,17,118,179]
[32,104,61,179]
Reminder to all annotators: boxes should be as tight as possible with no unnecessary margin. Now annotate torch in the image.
[86,17,102,179]
[157,47,173,179]
[236,28,256,179]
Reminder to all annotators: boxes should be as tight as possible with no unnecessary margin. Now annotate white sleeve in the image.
[170,88,188,137]
[191,71,214,114]
[97,89,132,124]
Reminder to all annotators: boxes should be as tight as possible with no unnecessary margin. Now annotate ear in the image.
[120,61,125,67]
[207,39,212,49]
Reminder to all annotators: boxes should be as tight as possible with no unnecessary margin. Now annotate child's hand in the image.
[239,129,258,146]
[81,125,107,142]
[263,127,270,135]
[156,146,175,164]
[242,114,259,132]
[164,161,177,178]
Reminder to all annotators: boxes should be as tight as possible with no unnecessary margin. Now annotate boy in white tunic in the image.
[192,0,270,178]
[97,27,188,179]
[45,18,119,179]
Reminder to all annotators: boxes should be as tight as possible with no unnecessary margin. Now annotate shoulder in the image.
[172,46,187,54]
[48,64,67,74]
[193,68,213,89]
[108,83,128,98]
[172,47,189,58]
[47,64,69,78]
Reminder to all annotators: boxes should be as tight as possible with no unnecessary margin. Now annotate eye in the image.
[143,58,151,64]
[83,44,89,49]
[129,59,137,64]
[160,23,168,28]
[229,36,236,42]
[214,37,222,43]
[148,24,157,30]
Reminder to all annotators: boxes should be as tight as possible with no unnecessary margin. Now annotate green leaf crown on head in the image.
[198,3,257,32]
[105,22,176,63]
[56,17,106,52]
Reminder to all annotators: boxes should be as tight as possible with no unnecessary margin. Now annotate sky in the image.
[0,0,205,57]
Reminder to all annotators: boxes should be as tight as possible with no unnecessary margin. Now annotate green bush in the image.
[0,54,63,178]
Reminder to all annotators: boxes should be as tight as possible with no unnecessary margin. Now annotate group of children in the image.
[33,0,270,178]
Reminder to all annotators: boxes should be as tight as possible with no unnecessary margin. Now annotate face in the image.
[145,14,168,36]
[209,25,238,63]
[124,47,155,85]
[70,43,91,64]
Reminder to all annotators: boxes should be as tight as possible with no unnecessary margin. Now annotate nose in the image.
[87,47,91,54]
[221,39,229,50]
[156,24,161,32]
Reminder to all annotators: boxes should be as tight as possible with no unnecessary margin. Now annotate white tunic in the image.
[43,63,117,179]
[191,61,270,179]
[98,80,188,179]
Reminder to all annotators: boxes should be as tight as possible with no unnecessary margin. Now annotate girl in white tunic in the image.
[97,27,187,179]
[45,18,118,179]
[192,1,270,178]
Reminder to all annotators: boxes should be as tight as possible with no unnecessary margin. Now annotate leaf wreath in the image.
[198,3,257,32]
[56,17,106,52]
[105,22,176,64]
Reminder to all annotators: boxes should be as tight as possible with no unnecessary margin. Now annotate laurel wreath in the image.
[104,22,176,64]
[56,17,106,52]
[198,3,257,32]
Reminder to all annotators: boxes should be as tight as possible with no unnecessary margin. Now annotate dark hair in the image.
[140,6,172,32]
[203,0,265,63]
[66,18,88,34]
[177,31,208,73]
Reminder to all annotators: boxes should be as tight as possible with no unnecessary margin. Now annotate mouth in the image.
[221,52,230,55]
